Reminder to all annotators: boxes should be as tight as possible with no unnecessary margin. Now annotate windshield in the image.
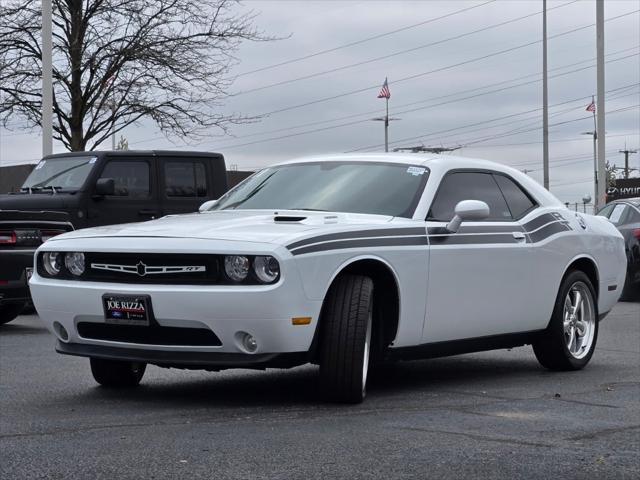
[22,156,96,190]
[211,161,429,218]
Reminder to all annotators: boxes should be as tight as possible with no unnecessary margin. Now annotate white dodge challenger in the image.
[30,154,626,403]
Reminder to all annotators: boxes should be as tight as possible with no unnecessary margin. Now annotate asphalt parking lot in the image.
[1,301,639,480]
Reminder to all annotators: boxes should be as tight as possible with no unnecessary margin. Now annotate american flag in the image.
[586,98,596,112]
[377,77,391,99]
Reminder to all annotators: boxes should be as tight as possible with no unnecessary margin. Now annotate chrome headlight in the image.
[43,252,63,276]
[224,255,250,282]
[64,252,85,276]
[253,256,280,283]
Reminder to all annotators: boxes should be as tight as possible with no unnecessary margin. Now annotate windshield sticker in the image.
[89,157,97,164]
[34,160,46,170]
[406,166,426,176]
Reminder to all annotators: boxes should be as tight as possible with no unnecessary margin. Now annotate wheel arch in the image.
[309,255,401,362]
[562,254,600,300]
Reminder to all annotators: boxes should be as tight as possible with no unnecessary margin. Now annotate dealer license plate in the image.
[102,294,151,326]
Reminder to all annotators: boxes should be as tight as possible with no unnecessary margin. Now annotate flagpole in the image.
[591,95,598,209]
[385,97,389,153]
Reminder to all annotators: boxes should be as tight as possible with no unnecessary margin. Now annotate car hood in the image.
[47,210,396,245]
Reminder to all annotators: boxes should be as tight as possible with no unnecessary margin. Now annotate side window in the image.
[99,161,150,198]
[428,172,512,221]
[164,161,208,197]
[493,174,537,219]
[597,203,615,218]
[629,208,640,223]
[608,204,627,225]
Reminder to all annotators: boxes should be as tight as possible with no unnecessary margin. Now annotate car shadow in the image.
[0,320,46,334]
[77,352,542,409]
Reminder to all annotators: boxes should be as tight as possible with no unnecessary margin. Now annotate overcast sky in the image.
[0,0,638,204]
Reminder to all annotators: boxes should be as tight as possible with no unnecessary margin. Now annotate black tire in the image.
[533,270,599,371]
[90,358,146,387]
[0,303,27,325]
[319,274,374,403]
[620,271,638,301]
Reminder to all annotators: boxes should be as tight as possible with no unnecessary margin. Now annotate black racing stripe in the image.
[428,233,519,245]
[427,225,520,235]
[291,236,428,256]
[522,213,557,232]
[527,221,571,243]
[286,227,426,250]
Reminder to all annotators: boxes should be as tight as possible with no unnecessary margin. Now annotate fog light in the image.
[242,333,258,353]
[53,321,69,342]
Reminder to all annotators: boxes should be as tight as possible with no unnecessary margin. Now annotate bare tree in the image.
[0,0,272,151]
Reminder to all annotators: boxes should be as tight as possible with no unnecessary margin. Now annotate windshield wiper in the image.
[287,208,327,212]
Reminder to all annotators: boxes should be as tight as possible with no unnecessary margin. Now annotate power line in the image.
[130,45,637,148]
[234,1,497,77]
[232,1,578,96]
[349,104,639,153]
[257,9,639,117]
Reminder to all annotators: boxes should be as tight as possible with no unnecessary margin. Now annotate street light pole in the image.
[41,0,53,157]
[542,0,550,190]
[596,0,606,208]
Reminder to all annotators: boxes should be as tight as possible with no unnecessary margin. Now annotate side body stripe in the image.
[287,211,573,256]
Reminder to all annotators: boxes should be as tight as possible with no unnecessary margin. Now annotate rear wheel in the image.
[533,270,598,371]
[0,303,27,325]
[319,274,374,403]
[90,358,146,387]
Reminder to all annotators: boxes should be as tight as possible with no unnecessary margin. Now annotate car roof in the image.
[42,150,223,160]
[610,197,640,207]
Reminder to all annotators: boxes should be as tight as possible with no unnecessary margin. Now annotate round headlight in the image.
[224,255,250,282]
[43,252,63,276]
[64,252,85,276]
[253,256,280,283]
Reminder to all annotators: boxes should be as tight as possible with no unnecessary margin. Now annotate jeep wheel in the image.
[533,270,598,371]
[90,358,146,387]
[319,274,374,403]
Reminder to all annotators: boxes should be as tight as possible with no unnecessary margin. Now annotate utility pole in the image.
[596,0,606,208]
[619,148,637,179]
[41,0,53,157]
[542,0,550,190]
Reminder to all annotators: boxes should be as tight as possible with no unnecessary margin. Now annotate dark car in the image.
[0,150,228,228]
[0,210,74,324]
[597,197,640,300]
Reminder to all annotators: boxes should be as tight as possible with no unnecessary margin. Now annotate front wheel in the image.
[0,303,27,325]
[90,358,146,387]
[533,270,598,371]
[319,274,374,403]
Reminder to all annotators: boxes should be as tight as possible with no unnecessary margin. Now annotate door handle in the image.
[512,231,526,241]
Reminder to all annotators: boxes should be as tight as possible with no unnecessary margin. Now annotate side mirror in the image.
[199,199,218,212]
[446,200,490,233]
[94,178,115,196]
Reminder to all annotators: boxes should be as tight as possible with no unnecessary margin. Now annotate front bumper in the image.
[30,269,323,361]
[0,249,34,305]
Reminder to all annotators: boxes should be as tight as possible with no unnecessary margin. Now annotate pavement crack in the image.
[567,424,640,441]
[398,426,554,448]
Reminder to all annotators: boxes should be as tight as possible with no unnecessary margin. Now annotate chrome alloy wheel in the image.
[362,309,372,396]
[563,282,596,359]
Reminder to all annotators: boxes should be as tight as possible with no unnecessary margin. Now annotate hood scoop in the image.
[274,215,307,223]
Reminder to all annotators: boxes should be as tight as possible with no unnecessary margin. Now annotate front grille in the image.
[84,253,221,285]
[77,322,222,346]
